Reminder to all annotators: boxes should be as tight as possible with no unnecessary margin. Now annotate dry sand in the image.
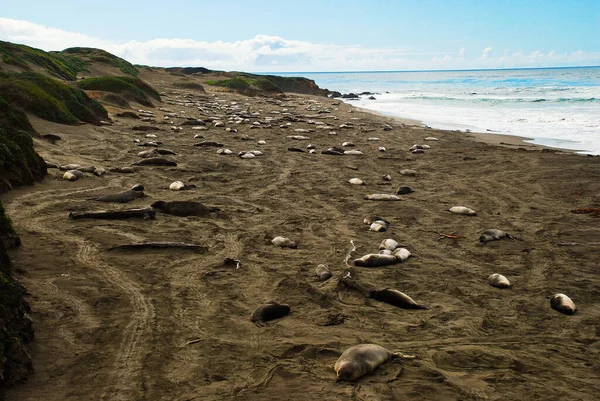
[3,70,600,400]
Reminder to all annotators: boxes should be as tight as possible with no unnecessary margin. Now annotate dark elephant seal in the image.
[133,157,177,166]
[334,344,413,382]
[550,293,576,315]
[396,186,414,195]
[151,200,220,217]
[354,254,397,267]
[479,229,512,243]
[368,288,429,309]
[250,301,290,326]
[95,188,145,203]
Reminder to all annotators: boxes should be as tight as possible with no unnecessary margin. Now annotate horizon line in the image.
[252,65,600,75]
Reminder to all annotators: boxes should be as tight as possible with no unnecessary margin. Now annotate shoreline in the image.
[352,102,580,154]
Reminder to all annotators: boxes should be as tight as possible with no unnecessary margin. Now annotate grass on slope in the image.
[0,71,108,125]
[61,47,138,76]
[76,76,160,107]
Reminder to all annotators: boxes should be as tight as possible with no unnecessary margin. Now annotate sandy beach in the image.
[3,68,600,400]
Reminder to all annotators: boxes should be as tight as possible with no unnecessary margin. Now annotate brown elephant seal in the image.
[369,221,388,232]
[449,206,477,216]
[151,200,220,217]
[396,186,414,195]
[95,188,146,203]
[315,264,332,281]
[63,170,84,181]
[479,229,513,243]
[488,273,511,288]
[250,301,290,326]
[354,254,398,267]
[133,157,177,166]
[368,288,429,309]
[550,294,577,315]
[334,344,414,382]
[392,247,412,262]
[271,236,297,249]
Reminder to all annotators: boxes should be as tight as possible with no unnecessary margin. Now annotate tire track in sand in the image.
[5,189,154,400]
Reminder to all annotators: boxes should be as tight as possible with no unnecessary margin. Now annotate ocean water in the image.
[275,67,600,154]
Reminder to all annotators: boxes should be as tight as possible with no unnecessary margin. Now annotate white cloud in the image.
[1,18,599,72]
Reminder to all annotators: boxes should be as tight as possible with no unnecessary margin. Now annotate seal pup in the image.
[151,200,220,217]
[364,216,389,225]
[364,194,401,201]
[392,247,412,262]
[95,185,146,203]
[315,264,332,281]
[449,206,477,216]
[379,239,399,251]
[550,293,577,315]
[250,301,290,326]
[369,220,389,232]
[169,181,196,191]
[334,344,413,382]
[479,229,513,243]
[354,254,398,267]
[369,288,429,309]
[488,273,511,288]
[271,236,297,249]
[63,170,84,181]
[348,178,364,185]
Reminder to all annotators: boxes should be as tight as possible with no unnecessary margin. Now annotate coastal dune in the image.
[3,68,600,400]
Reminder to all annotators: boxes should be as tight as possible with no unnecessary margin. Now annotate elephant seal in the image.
[368,288,429,309]
[379,239,399,251]
[364,194,401,201]
[250,301,290,326]
[392,247,412,262]
[354,254,398,267]
[315,264,332,281]
[369,220,388,232]
[271,236,297,249]
[335,344,412,382]
[364,216,389,225]
[95,187,146,203]
[348,178,364,185]
[479,229,512,243]
[63,170,84,181]
[550,294,577,315]
[488,274,511,288]
[134,157,177,166]
[449,206,477,216]
[396,186,414,195]
[151,200,220,217]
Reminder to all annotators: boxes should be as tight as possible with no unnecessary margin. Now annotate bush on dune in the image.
[76,76,160,107]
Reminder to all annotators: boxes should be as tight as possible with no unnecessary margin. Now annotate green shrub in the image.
[62,47,138,76]
[0,72,108,125]
[173,81,205,91]
[206,78,251,91]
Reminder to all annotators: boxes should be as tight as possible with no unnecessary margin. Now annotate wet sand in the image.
[3,69,600,400]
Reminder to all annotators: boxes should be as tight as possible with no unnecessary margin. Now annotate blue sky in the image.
[1,0,599,72]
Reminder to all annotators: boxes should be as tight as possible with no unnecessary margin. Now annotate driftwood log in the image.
[69,208,155,220]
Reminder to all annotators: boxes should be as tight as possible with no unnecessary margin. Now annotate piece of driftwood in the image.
[69,208,155,220]
[108,242,207,251]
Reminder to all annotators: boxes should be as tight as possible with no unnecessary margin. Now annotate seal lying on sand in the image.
[315,264,332,281]
[133,157,177,166]
[368,288,429,309]
[250,302,290,326]
[151,200,220,216]
[94,185,146,203]
[488,273,511,288]
[550,293,577,315]
[449,206,477,216]
[334,344,414,382]
[354,254,398,267]
[479,229,513,243]
[271,236,297,249]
